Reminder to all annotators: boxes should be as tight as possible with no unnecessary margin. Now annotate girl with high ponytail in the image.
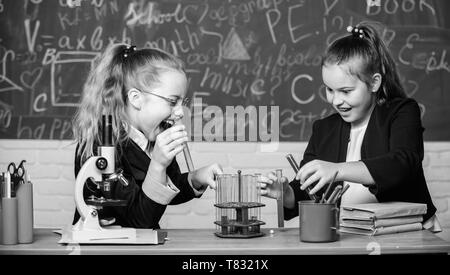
[72,43,223,229]
[259,22,440,232]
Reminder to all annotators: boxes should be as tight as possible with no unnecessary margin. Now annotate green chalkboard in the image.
[0,0,449,141]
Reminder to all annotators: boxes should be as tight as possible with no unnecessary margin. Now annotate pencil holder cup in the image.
[1,197,18,245]
[299,200,339,242]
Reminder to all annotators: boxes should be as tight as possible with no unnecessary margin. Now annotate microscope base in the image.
[58,226,164,244]
[71,227,137,242]
[70,212,137,242]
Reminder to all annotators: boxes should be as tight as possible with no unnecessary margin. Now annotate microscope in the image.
[70,115,136,242]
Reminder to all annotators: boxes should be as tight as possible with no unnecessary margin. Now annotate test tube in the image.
[275,169,284,228]
[237,170,242,203]
[163,120,195,172]
[239,175,250,234]
[172,120,195,172]
[249,174,258,228]
[218,174,235,231]
[255,173,261,224]
[215,173,219,233]
[216,174,227,234]
[183,144,195,172]
[230,175,237,231]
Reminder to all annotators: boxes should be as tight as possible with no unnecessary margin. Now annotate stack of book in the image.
[339,202,426,236]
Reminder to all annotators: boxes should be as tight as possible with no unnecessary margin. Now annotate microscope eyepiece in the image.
[102,115,113,146]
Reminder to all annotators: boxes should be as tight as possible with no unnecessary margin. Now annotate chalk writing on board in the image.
[1,50,24,93]
[0,0,449,140]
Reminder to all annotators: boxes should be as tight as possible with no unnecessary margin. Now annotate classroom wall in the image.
[1,140,449,241]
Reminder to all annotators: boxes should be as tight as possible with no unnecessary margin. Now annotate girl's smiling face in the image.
[322,59,378,128]
[128,69,187,141]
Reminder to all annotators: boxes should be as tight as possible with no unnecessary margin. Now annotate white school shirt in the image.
[340,122,378,205]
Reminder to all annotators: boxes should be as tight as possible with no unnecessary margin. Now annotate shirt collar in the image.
[127,125,149,153]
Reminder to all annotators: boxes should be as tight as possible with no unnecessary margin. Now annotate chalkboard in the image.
[1,0,449,141]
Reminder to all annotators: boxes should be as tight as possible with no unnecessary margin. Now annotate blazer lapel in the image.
[123,139,150,181]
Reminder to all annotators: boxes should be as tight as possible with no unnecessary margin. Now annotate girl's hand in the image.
[257,171,289,200]
[295,160,339,195]
[190,163,223,190]
[151,124,188,169]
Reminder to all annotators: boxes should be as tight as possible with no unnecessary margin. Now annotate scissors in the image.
[7,160,27,188]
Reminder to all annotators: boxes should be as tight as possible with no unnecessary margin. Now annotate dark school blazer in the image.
[284,97,437,222]
[72,138,197,229]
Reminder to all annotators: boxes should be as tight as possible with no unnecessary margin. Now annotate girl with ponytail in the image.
[72,43,223,228]
[259,22,440,232]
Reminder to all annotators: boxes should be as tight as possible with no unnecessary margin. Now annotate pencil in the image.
[321,171,338,203]
[285,154,299,173]
[331,189,342,204]
[325,185,342,204]
[333,183,350,203]
[285,154,317,201]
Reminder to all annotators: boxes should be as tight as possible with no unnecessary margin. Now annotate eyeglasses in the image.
[131,88,190,107]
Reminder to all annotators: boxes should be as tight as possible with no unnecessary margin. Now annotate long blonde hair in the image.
[72,43,185,162]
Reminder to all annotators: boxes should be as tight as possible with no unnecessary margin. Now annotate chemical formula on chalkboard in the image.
[0,0,449,140]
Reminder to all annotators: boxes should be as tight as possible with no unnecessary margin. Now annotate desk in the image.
[1,228,449,255]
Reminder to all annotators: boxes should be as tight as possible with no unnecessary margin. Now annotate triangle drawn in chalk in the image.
[0,75,24,93]
[222,28,250,61]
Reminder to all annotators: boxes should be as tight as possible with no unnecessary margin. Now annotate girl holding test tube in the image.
[72,44,223,229]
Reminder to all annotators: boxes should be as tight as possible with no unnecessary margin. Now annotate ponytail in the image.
[73,43,131,162]
[356,22,406,104]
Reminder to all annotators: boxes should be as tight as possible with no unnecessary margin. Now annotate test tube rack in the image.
[214,171,265,238]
